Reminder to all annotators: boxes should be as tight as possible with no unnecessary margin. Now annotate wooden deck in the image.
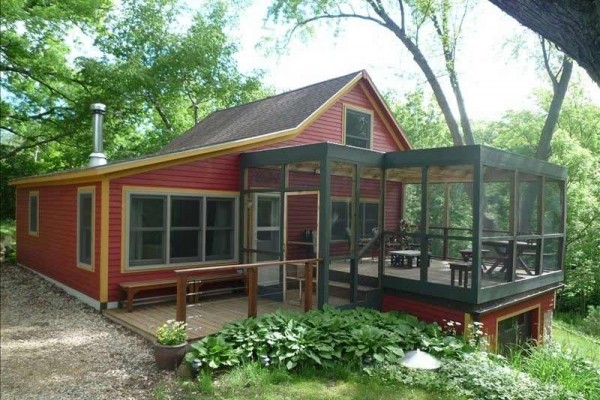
[104,294,301,342]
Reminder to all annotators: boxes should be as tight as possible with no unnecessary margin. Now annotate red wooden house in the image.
[11,70,566,352]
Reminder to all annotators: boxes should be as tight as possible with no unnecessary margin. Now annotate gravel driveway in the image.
[0,264,173,400]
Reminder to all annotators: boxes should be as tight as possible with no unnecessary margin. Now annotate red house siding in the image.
[383,290,556,349]
[261,84,403,152]
[286,194,319,260]
[382,295,465,330]
[16,184,101,301]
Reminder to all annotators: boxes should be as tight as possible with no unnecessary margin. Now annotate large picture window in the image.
[344,107,372,149]
[77,189,94,268]
[127,192,236,268]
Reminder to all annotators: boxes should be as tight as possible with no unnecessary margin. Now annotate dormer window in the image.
[344,106,373,149]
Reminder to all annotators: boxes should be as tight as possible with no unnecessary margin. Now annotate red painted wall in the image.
[16,184,101,300]
[382,295,465,330]
[383,290,556,348]
[286,194,318,260]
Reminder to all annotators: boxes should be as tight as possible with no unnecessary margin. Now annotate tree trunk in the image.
[488,0,600,87]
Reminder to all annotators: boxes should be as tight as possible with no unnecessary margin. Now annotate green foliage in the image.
[185,307,468,373]
[581,305,600,337]
[508,342,600,399]
[186,335,241,370]
[0,219,16,264]
[1,0,267,219]
[155,320,187,345]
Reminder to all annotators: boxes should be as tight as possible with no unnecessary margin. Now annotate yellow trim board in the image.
[99,179,109,302]
[11,72,365,187]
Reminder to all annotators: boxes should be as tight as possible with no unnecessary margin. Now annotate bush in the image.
[185,307,468,372]
[509,342,600,399]
[582,305,600,337]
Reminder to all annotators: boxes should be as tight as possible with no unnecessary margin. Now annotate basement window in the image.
[28,191,39,236]
[344,107,372,149]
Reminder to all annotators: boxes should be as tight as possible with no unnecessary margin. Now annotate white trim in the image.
[76,186,95,271]
[28,191,39,236]
[17,264,110,310]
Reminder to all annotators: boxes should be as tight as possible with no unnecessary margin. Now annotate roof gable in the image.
[160,71,363,153]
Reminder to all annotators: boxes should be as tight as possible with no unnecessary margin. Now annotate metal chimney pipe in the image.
[88,103,107,167]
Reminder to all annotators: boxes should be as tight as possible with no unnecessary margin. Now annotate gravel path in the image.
[0,264,174,400]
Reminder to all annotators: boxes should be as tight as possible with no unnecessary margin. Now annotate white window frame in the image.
[28,191,39,236]
[77,187,95,271]
[123,189,238,271]
[343,104,374,150]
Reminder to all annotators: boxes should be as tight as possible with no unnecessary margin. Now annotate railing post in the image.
[247,266,258,317]
[443,227,449,260]
[175,274,187,322]
[304,261,313,311]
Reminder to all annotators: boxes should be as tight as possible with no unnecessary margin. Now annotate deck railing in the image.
[174,259,320,322]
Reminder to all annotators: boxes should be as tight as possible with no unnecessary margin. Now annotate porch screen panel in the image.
[170,197,202,262]
[129,195,167,266]
[78,192,93,265]
[206,198,234,260]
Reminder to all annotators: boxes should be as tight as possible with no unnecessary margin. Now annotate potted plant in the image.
[154,320,188,370]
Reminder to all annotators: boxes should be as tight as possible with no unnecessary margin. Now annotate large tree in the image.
[488,0,600,87]
[0,0,266,219]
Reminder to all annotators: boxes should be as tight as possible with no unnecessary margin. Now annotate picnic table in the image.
[389,250,430,268]
[482,240,535,276]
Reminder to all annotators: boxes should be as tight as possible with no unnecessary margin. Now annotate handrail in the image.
[174,258,321,322]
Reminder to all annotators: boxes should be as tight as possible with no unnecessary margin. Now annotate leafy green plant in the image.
[155,320,187,345]
[185,307,468,373]
[186,335,242,370]
[582,305,600,337]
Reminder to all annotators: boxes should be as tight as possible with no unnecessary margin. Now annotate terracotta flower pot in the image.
[154,342,188,370]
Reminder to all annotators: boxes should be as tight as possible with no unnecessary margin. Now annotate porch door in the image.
[283,191,319,307]
[253,194,281,289]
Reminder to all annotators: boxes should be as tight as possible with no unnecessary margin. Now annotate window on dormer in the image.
[345,108,372,149]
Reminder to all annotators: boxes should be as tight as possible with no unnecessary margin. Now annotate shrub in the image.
[582,305,600,337]
[185,307,467,372]
[155,320,187,345]
[509,342,600,399]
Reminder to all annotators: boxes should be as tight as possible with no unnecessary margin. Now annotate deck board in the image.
[104,294,301,342]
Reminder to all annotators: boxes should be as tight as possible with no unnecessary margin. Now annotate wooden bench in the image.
[119,272,246,312]
[449,261,471,288]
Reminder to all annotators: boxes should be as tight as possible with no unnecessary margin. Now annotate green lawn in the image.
[553,320,600,368]
[154,364,460,400]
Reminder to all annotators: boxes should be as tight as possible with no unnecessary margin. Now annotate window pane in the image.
[331,201,349,240]
[206,230,233,259]
[359,202,379,237]
[129,231,165,263]
[544,180,563,233]
[131,196,165,228]
[206,199,233,227]
[171,197,201,228]
[346,109,371,139]
[257,197,280,228]
[518,173,541,235]
[29,195,38,233]
[170,230,200,260]
[79,193,93,265]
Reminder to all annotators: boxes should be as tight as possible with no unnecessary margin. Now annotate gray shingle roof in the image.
[160,71,361,153]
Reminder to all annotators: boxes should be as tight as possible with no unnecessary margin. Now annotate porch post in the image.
[318,151,330,309]
[304,261,314,311]
[175,274,187,322]
[247,267,258,317]
[472,158,482,302]
[420,167,429,282]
